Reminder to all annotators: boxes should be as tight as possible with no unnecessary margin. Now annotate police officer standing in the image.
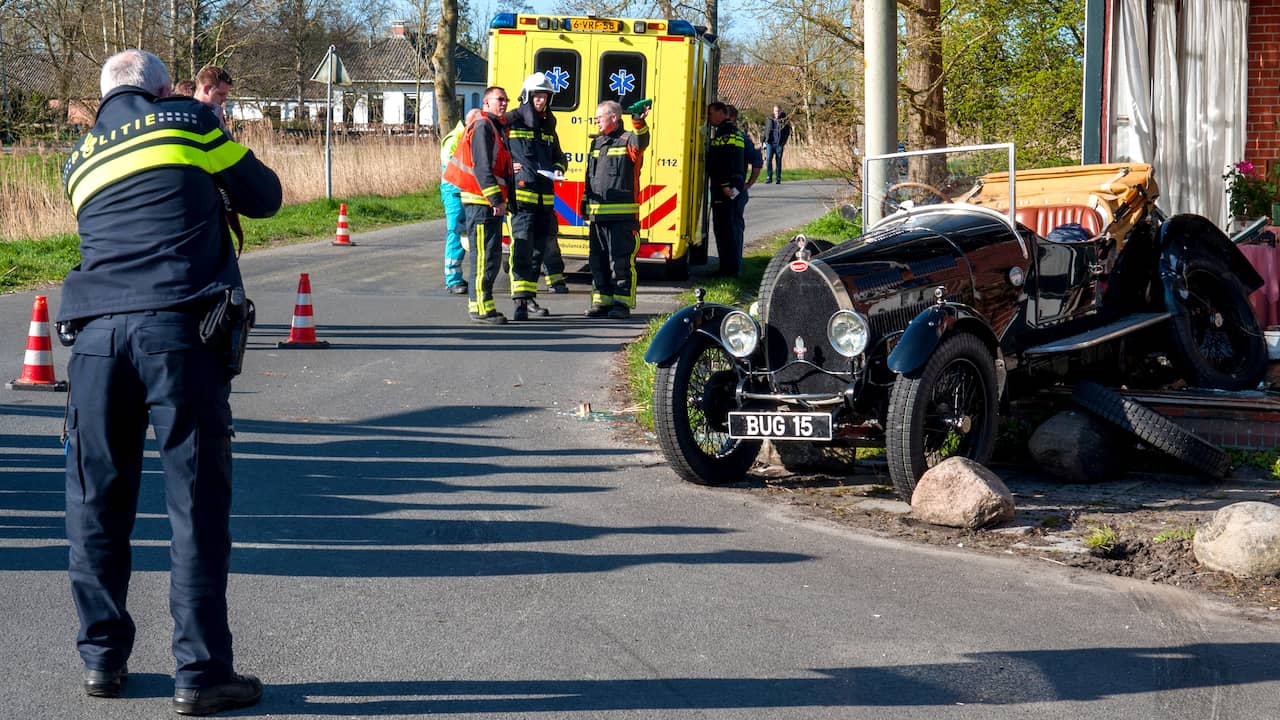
[58,49,281,715]
[706,101,746,277]
[445,86,515,324]
[505,72,568,320]
[728,104,763,254]
[584,100,650,319]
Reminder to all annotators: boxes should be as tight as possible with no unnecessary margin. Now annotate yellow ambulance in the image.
[487,13,716,279]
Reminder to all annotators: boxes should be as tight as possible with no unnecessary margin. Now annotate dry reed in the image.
[3,121,851,243]
[1,124,443,241]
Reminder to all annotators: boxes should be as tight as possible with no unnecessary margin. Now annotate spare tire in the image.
[1071,380,1230,479]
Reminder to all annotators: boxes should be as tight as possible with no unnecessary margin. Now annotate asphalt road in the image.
[3,179,1280,719]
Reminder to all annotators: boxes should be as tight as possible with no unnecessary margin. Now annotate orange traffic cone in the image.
[333,203,354,246]
[7,295,68,392]
[277,273,330,348]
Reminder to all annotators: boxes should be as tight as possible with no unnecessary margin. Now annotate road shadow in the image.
[260,642,1280,714]
[0,403,813,578]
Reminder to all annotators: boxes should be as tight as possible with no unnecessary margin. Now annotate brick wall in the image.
[1248,0,1280,176]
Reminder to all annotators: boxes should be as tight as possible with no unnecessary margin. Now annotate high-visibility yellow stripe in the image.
[606,147,630,156]
[587,202,638,215]
[67,127,229,192]
[515,189,554,205]
[509,129,537,139]
[70,140,248,214]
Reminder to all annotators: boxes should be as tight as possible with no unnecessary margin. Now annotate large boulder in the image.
[1027,410,1127,483]
[911,456,1015,529]
[1193,501,1280,578]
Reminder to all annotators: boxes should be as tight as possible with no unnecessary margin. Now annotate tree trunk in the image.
[169,0,178,72]
[902,0,945,183]
[433,0,458,132]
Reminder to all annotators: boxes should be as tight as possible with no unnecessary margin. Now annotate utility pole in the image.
[863,0,897,224]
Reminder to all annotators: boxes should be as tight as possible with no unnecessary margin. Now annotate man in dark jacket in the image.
[706,101,746,277]
[505,72,568,320]
[763,105,792,184]
[444,86,515,324]
[59,48,281,716]
[583,100,650,319]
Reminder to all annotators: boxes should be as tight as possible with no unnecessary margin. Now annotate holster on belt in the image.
[199,287,256,377]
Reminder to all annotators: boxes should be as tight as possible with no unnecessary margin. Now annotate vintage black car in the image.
[645,144,1268,499]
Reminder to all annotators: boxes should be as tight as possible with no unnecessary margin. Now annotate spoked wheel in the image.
[885,333,998,500]
[653,333,761,485]
[880,181,950,216]
[1167,255,1267,390]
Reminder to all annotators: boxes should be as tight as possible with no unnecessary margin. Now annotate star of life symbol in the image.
[609,69,636,97]
[544,66,570,93]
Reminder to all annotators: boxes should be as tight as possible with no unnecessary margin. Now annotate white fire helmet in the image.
[520,72,555,102]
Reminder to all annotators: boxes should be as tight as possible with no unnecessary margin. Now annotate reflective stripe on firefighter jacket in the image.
[444,112,513,206]
[707,119,746,192]
[505,102,566,209]
[584,118,649,221]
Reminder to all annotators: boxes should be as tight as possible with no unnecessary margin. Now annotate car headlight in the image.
[827,310,870,358]
[720,311,759,358]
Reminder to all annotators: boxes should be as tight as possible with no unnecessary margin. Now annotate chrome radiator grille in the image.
[761,264,850,396]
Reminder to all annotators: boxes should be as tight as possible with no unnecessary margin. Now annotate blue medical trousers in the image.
[64,309,236,689]
[441,181,467,288]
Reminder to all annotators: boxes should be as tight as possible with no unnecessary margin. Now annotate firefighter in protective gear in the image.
[505,72,568,320]
[444,86,515,324]
[583,100,650,319]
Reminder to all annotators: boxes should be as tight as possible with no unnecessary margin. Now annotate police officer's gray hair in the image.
[100,49,170,98]
[597,100,621,119]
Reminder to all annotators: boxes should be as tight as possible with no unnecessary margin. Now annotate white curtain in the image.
[1111,0,1154,163]
[1112,0,1248,226]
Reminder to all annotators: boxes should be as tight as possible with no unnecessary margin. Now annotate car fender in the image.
[1158,214,1264,292]
[886,302,996,375]
[644,303,740,366]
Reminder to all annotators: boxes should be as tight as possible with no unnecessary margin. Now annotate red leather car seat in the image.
[1015,205,1104,238]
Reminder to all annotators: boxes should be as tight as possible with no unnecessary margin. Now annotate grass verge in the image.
[624,208,863,430]
[0,189,444,293]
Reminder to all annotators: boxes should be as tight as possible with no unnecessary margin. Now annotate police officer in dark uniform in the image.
[58,49,281,716]
[706,101,746,277]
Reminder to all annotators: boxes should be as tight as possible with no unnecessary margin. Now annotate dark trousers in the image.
[588,218,639,308]
[464,203,506,316]
[509,206,557,299]
[64,309,235,689]
[711,197,743,277]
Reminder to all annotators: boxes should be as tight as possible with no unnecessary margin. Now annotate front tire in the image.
[885,333,998,500]
[653,334,761,485]
[1167,255,1267,390]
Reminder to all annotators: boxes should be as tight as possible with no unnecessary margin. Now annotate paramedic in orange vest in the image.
[583,100,650,319]
[444,86,515,324]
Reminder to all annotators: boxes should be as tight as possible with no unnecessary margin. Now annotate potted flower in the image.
[1222,160,1278,222]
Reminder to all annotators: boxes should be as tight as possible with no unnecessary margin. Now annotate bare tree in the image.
[433,0,457,131]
